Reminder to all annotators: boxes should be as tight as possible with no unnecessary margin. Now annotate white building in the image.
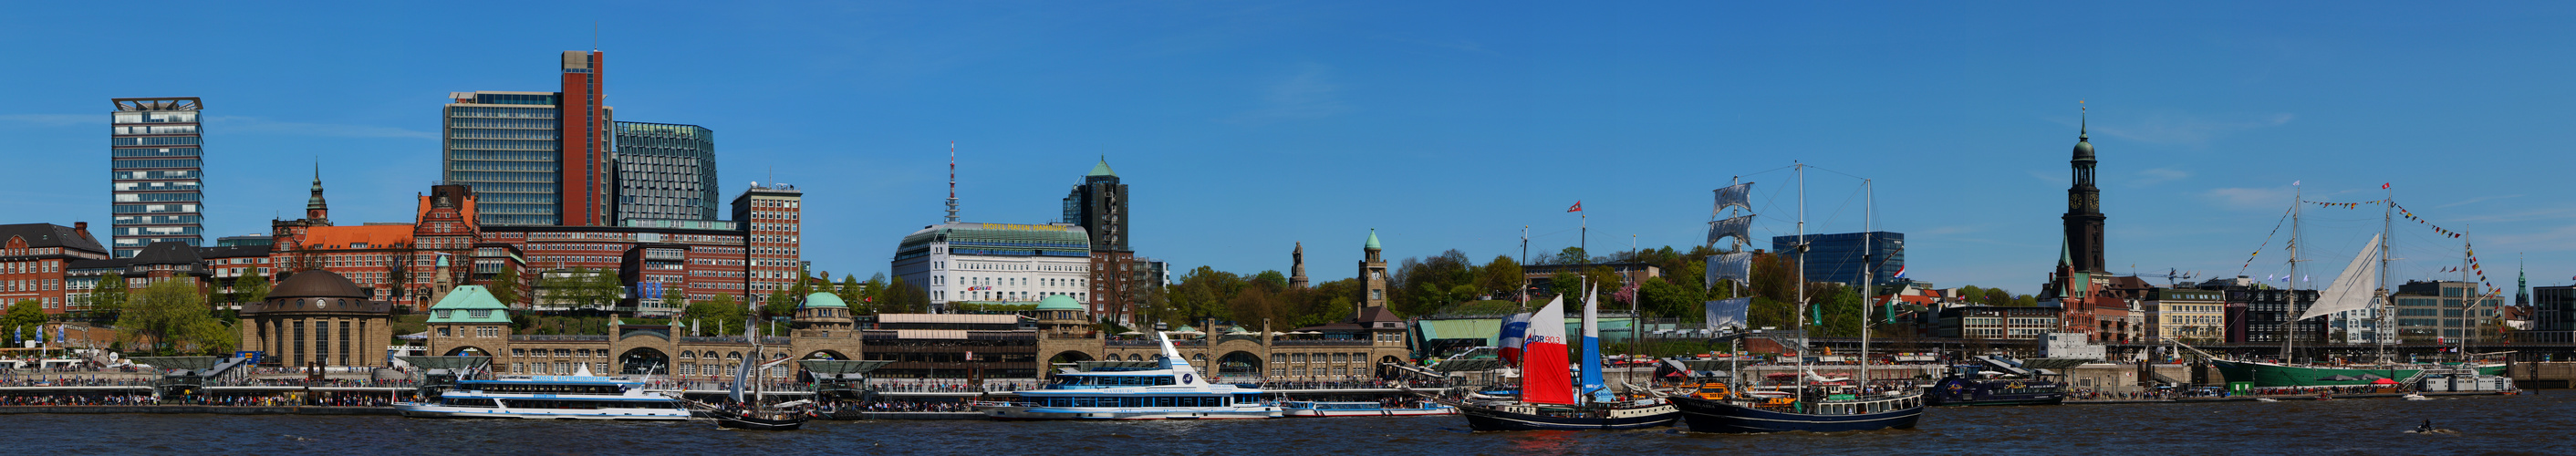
[892,223,1094,313]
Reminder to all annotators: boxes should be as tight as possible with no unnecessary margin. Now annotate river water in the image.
[11,393,2571,455]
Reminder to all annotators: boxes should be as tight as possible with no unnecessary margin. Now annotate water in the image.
[10,394,2573,455]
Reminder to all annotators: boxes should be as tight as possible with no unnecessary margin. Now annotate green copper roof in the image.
[2058,234,2073,267]
[1035,295,1085,311]
[1365,229,1381,250]
[1087,158,1117,177]
[427,285,512,324]
[1172,325,1198,333]
[804,292,848,308]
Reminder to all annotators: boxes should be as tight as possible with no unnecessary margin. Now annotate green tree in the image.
[1480,255,1524,298]
[683,293,748,336]
[117,280,227,355]
[763,285,797,318]
[835,274,863,308]
[878,276,930,314]
[1553,246,1591,265]
[88,273,130,323]
[487,266,523,306]
[3,299,45,343]
[1638,277,1707,322]
[232,272,272,308]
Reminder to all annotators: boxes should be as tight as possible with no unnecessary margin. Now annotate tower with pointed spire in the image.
[306,163,330,225]
[2063,106,2107,274]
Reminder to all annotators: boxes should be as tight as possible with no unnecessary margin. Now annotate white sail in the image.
[1708,214,1755,247]
[1704,297,1750,331]
[1706,252,1754,286]
[1713,182,1754,214]
[2300,233,2381,320]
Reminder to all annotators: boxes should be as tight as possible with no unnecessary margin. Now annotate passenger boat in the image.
[1282,400,1458,417]
[1440,292,1679,431]
[394,372,691,420]
[975,331,1282,420]
[1925,366,2064,406]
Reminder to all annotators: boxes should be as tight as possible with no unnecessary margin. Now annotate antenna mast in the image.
[945,141,960,223]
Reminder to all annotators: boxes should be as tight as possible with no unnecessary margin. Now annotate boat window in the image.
[1157,397,1175,408]
[1156,377,1175,386]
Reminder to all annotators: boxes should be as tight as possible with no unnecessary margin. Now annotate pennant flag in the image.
[1566,201,1584,212]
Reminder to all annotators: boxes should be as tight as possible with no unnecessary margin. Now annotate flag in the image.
[2382,182,2391,189]
[1892,265,1907,279]
[1566,201,1583,212]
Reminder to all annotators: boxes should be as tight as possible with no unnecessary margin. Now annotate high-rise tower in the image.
[441,50,611,227]
[109,97,206,258]
[610,121,717,223]
[1065,158,1136,321]
[2063,109,2106,274]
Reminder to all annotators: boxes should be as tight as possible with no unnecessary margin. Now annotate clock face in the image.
[2084,194,2099,211]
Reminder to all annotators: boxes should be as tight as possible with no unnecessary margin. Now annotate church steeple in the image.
[2062,104,2105,274]
[306,162,330,225]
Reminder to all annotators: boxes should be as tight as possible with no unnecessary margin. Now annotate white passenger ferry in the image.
[977,332,1282,420]
[395,374,691,420]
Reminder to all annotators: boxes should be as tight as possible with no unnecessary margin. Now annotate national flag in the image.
[1892,265,1907,279]
[1566,201,1584,212]
[2382,182,2391,189]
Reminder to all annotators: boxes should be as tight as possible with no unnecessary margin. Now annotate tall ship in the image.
[2208,183,2508,389]
[976,331,1281,420]
[1669,170,1927,433]
[395,366,692,420]
[1441,290,1680,431]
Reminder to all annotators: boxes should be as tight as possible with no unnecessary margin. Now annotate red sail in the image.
[1520,295,1574,405]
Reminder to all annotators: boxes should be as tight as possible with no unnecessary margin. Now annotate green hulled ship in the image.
[2209,359,2505,388]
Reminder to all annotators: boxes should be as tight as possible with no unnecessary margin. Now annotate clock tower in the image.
[2063,110,2107,274]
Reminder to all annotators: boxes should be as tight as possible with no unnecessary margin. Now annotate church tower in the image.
[306,164,330,225]
[2062,109,2106,274]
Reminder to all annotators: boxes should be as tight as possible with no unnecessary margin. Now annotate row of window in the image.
[112,111,197,124]
[111,147,200,158]
[113,125,198,135]
[111,137,200,146]
[109,203,198,213]
[1271,368,1359,377]
[111,159,202,169]
[113,170,199,180]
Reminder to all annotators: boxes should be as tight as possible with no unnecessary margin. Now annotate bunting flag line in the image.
[2238,207,2292,275]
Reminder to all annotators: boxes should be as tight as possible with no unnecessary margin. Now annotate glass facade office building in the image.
[442,91,564,226]
[1771,231,1905,287]
[109,98,207,258]
[611,121,718,223]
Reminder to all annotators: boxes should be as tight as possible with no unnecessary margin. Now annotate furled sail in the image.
[1708,214,1755,247]
[1704,297,1750,332]
[1706,252,1754,286]
[2300,234,2381,320]
[1713,182,1754,214]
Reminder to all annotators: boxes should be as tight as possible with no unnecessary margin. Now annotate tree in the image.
[88,273,130,323]
[117,280,228,355]
[487,266,523,306]
[763,285,797,319]
[3,299,44,342]
[878,276,930,314]
[834,274,863,308]
[1638,277,1707,322]
[683,294,748,336]
[1480,255,1524,299]
[384,254,411,300]
[1553,246,1590,265]
[232,272,272,309]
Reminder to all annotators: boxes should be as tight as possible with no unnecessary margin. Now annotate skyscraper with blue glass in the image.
[109,97,206,258]
[442,91,565,226]
[611,121,718,223]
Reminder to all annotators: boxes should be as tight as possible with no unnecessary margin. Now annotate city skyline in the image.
[2,3,2573,292]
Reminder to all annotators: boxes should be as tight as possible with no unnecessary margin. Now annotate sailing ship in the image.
[2209,185,2507,389]
[1441,291,1680,431]
[682,314,809,430]
[1670,168,1927,433]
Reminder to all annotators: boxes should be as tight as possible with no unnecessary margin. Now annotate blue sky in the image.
[4,2,2572,295]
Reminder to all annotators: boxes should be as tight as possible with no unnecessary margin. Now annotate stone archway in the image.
[1216,351,1265,379]
[804,350,851,360]
[619,347,670,375]
[1375,356,1405,379]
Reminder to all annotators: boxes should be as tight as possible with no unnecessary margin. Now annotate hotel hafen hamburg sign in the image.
[982,223,1066,231]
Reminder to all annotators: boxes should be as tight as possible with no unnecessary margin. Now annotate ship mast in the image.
[2376,185,2394,365]
[2281,183,2301,362]
[1794,163,1811,389]
[1858,179,1875,392]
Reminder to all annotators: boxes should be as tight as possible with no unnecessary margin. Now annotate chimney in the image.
[73,222,89,240]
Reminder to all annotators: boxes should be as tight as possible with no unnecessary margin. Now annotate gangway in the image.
[799,359,894,399]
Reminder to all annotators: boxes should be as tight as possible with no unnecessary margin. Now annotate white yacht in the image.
[396,373,691,420]
[977,332,1282,420]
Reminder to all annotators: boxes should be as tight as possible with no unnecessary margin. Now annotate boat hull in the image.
[2210,360,2507,388]
[1456,403,1678,431]
[714,414,807,430]
[980,404,1282,420]
[393,403,692,420]
[1670,397,1922,433]
[1283,406,1459,418]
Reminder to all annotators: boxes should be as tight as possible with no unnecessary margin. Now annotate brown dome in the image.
[269,269,368,299]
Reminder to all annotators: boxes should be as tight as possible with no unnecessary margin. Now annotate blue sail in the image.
[1579,285,1613,403]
